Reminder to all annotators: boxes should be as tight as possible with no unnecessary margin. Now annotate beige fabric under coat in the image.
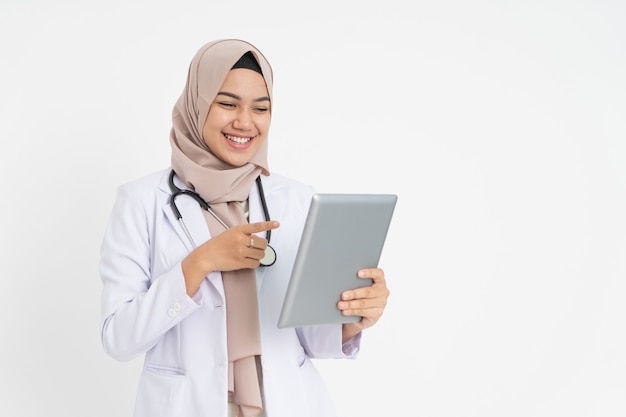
[169,39,273,417]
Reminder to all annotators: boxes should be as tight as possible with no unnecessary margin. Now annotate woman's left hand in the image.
[339,268,390,341]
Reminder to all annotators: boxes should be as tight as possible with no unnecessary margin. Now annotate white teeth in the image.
[225,134,251,144]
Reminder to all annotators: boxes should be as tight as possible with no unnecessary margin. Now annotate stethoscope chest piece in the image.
[260,245,277,267]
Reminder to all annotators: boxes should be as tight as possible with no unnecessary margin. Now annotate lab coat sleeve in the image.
[296,325,362,359]
[99,183,201,362]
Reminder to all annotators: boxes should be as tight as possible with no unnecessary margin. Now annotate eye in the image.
[254,106,270,113]
[217,101,237,109]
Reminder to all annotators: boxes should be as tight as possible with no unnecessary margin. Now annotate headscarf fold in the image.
[170,39,273,417]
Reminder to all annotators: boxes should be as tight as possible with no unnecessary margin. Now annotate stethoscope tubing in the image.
[168,169,276,266]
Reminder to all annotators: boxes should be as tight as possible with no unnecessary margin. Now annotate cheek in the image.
[257,116,271,134]
[202,114,227,140]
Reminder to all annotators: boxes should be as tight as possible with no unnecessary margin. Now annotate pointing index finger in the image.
[242,221,280,234]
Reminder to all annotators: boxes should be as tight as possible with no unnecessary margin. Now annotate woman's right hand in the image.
[181,220,280,296]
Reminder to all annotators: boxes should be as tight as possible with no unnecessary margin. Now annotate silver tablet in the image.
[277,193,397,328]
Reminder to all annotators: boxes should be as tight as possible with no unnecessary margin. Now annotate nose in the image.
[233,109,253,130]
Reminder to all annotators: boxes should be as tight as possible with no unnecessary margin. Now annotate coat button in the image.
[168,308,177,317]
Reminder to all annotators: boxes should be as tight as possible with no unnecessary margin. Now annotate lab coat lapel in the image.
[160,172,224,297]
[163,192,212,252]
[160,173,211,251]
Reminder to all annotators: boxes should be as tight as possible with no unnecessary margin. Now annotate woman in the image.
[100,39,390,417]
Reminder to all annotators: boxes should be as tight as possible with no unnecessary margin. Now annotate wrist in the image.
[182,251,212,296]
[341,322,361,344]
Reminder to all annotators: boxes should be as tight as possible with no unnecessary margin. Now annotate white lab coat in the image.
[100,169,361,417]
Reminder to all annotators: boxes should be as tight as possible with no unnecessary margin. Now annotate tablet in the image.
[277,193,397,328]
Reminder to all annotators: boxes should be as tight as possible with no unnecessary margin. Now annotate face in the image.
[202,68,271,167]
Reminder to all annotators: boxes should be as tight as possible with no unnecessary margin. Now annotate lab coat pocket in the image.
[134,365,186,417]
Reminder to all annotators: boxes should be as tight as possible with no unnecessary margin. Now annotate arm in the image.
[99,184,200,361]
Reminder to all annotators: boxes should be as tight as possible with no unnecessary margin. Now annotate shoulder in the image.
[261,172,315,220]
[262,172,314,200]
[115,168,170,205]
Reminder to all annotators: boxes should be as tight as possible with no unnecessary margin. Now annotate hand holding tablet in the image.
[277,193,397,328]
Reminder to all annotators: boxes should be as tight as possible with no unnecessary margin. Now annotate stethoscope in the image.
[168,169,277,267]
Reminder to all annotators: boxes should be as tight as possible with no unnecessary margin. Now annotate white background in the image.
[1,1,625,416]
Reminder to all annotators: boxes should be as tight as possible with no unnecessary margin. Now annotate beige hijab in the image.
[170,39,273,417]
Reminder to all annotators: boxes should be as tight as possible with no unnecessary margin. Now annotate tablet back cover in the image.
[277,193,397,328]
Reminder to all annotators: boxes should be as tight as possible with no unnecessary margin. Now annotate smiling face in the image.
[201,68,271,168]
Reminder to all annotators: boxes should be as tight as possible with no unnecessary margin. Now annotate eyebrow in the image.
[216,91,271,103]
